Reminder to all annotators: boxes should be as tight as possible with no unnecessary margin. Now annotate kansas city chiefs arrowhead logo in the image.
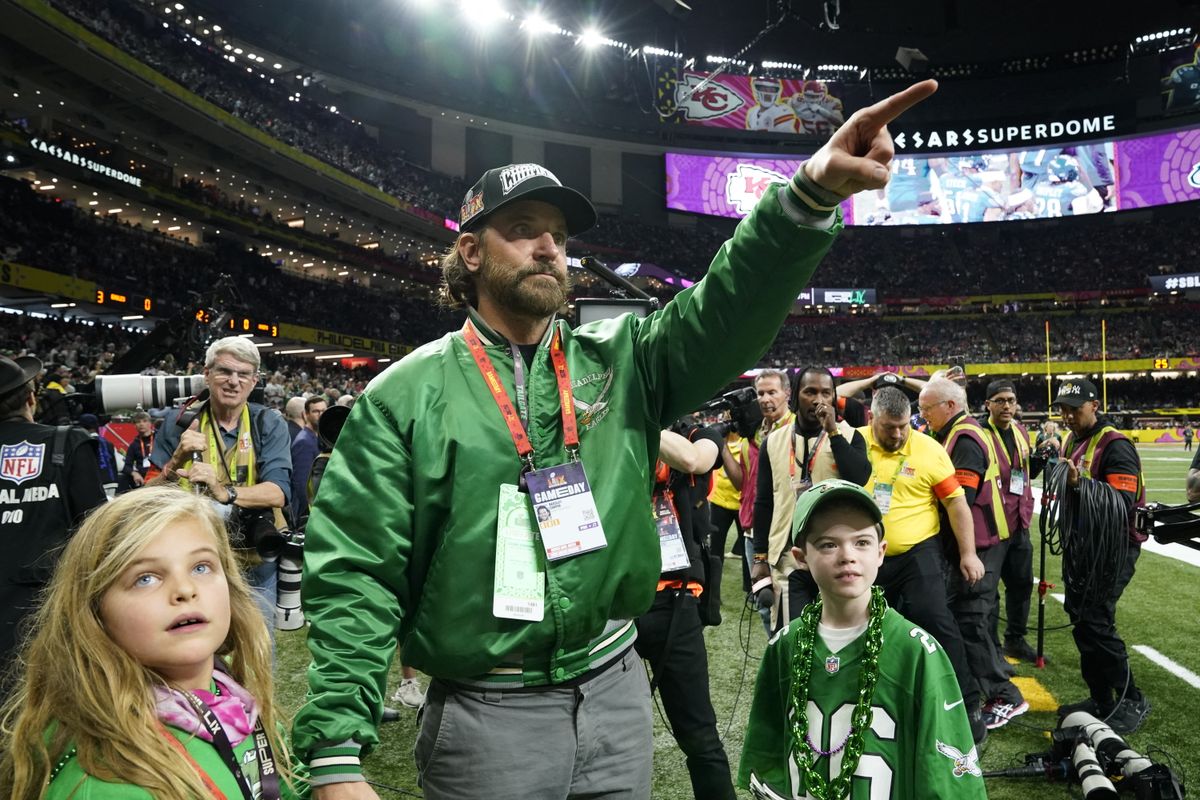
[726,164,789,216]
[674,73,745,122]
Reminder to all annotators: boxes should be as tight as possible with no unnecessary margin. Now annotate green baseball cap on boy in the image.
[791,479,884,546]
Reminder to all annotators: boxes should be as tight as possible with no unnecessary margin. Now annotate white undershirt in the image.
[819,621,868,654]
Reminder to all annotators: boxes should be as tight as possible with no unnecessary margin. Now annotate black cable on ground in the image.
[719,596,757,744]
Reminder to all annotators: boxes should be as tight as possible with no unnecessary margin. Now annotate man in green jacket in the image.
[295,80,939,800]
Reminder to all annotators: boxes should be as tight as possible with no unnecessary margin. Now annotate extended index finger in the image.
[855,79,938,129]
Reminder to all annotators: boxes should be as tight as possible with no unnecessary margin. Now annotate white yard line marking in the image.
[1051,593,1065,604]
[1131,646,1200,690]
[1142,538,1200,568]
[1030,487,1200,568]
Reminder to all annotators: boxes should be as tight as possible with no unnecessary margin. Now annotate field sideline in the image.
[274,443,1199,799]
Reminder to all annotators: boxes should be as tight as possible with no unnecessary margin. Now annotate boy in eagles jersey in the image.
[738,479,987,800]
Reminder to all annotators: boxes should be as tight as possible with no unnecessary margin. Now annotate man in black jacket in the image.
[0,355,106,678]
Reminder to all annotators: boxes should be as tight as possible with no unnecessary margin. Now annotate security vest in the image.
[1062,424,1147,544]
[986,419,1034,533]
[738,411,794,530]
[764,419,856,564]
[943,414,1009,550]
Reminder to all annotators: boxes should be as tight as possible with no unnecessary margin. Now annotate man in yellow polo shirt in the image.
[860,386,988,744]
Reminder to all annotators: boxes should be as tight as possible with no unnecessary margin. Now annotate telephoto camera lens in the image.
[275,532,305,631]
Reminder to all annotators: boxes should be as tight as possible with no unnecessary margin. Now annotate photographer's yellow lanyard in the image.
[178,405,256,491]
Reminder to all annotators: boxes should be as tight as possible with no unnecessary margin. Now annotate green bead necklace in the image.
[788,586,886,800]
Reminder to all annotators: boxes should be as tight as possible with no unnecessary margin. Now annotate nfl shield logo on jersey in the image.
[0,441,46,486]
[824,655,840,675]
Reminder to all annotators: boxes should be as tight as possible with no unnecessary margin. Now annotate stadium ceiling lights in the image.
[706,55,747,67]
[460,0,512,29]
[1135,27,1192,43]
[642,45,683,59]
[578,27,625,50]
[521,13,567,36]
[761,60,803,71]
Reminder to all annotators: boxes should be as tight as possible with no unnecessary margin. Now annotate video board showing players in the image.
[852,144,1116,225]
[664,125,1200,225]
[1162,44,1200,114]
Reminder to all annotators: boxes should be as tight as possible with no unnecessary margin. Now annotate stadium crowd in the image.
[0,176,460,344]
[761,306,1199,367]
[5,171,1199,369]
[45,0,1200,294]
[3,308,1197,420]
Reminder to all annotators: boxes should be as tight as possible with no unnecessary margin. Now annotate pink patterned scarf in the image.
[154,664,259,746]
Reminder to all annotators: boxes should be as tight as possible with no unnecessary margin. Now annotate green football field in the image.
[274,443,1199,799]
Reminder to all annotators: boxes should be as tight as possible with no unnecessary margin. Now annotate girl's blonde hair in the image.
[0,486,294,800]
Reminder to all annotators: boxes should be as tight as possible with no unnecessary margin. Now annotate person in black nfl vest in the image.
[0,354,107,680]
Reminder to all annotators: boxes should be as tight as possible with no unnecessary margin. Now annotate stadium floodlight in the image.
[579,27,605,49]
[460,0,509,30]
[521,12,561,36]
[211,24,221,31]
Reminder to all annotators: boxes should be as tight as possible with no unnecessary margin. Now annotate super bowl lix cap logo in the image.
[499,164,559,195]
[460,190,485,226]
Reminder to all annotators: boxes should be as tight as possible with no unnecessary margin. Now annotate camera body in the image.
[228,506,287,559]
[701,386,762,439]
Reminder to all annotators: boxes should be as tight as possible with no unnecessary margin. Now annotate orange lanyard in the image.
[156,720,228,800]
[789,428,827,481]
[463,320,579,471]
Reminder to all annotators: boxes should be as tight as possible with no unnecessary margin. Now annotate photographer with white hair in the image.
[150,335,293,627]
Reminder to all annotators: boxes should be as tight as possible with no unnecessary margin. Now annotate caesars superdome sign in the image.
[888,107,1133,154]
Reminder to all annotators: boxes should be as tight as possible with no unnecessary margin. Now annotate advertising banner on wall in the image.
[657,69,845,137]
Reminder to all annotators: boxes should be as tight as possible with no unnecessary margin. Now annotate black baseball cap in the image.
[1053,378,1099,408]
[0,354,42,397]
[986,379,1017,399]
[459,163,596,236]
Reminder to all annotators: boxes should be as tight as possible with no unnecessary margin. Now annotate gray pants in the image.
[415,648,653,799]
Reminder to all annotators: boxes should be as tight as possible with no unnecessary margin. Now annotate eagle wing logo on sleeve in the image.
[936,740,982,778]
[573,367,614,430]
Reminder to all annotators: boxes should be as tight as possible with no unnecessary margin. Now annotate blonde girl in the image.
[0,485,303,799]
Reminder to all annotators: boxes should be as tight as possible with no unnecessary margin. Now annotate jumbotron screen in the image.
[665,126,1200,225]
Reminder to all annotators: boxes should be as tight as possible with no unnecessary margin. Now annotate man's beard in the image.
[479,251,571,319]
